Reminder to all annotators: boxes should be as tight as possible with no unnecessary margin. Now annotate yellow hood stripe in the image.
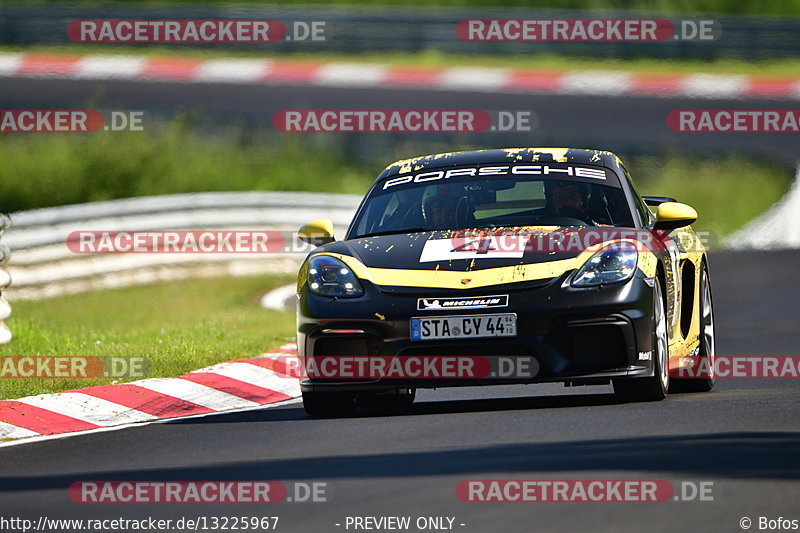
[313,239,657,289]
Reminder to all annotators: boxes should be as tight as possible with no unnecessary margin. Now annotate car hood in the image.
[312,227,649,293]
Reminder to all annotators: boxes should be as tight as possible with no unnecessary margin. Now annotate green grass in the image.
[1,274,297,399]
[7,45,800,77]
[0,124,792,239]
[629,155,791,243]
[4,0,797,16]
[0,121,376,212]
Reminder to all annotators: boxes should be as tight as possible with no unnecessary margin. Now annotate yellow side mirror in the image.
[298,219,335,246]
[654,202,697,232]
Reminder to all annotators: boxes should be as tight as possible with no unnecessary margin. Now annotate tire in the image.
[357,389,416,412]
[614,279,670,402]
[302,391,357,418]
[670,265,716,393]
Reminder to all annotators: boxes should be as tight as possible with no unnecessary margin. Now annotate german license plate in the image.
[410,313,517,341]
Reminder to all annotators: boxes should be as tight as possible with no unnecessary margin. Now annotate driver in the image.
[552,182,584,211]
[547,181,594,224]
[422,194,459,229]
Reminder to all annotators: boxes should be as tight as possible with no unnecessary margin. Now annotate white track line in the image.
[260,283,297,311]
[727,166,800,249]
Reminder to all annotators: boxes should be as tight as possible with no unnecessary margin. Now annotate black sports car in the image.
[295,148,715,416]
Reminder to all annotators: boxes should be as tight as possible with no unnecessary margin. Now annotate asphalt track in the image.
[0,249,798,532]
[1,77,799,161]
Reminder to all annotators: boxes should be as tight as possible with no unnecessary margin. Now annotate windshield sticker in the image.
[383,165,607,190]
[417,295,509,310]
[419,237,525,262]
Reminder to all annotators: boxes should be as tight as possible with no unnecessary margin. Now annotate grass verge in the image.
[630,155,791,241]
[1,273,296,400]
[0,123,792,239]
[0,122,376,213]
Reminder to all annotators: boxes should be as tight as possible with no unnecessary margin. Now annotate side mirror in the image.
[653,202,697,232]
[298,219,335,246]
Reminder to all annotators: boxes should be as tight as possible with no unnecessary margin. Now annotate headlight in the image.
[571,242,638,287]
[307,256,364,298]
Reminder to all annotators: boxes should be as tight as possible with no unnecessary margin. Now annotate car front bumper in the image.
[297,272,657,393]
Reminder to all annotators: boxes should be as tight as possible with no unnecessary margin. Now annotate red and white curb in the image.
[0,343,300,446]
[1,52,799,100]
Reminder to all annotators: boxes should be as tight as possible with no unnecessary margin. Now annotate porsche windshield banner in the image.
[382,165,609,190]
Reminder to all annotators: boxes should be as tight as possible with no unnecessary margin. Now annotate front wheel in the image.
[614,279,670,402]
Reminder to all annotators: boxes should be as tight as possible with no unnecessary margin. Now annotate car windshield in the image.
[349,166,635,238]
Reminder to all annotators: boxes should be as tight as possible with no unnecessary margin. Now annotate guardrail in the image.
[1,3,799,60]
[0,214,11,346]
[4,191,361,300]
